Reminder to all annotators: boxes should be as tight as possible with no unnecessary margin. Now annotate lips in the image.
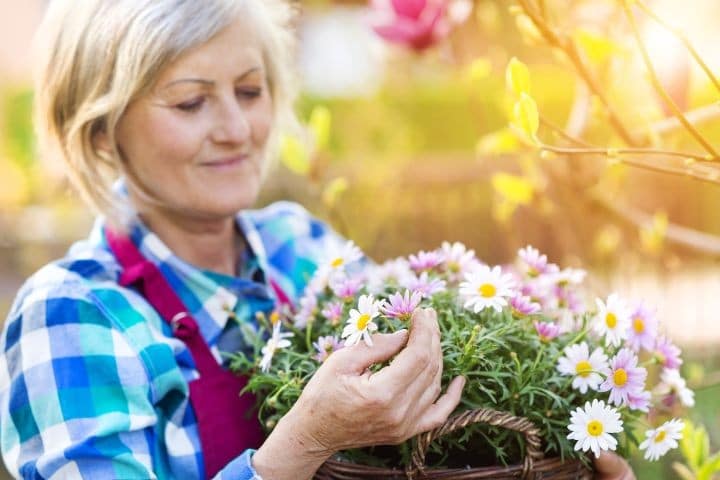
[199,154,250,168]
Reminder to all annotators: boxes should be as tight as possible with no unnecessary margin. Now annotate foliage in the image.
[231,243,690,469]
[673,420,720,480]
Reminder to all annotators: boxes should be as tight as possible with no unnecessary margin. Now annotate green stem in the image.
[305,321,313,353]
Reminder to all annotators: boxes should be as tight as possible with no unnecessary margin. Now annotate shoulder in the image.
[245,200,332,239]
[2,233,154,358]
[243,201,347,299]
[244,201,345,257]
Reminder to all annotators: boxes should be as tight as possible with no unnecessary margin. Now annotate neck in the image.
[132,201,242,277]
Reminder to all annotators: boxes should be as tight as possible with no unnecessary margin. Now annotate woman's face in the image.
[115,18,274,221]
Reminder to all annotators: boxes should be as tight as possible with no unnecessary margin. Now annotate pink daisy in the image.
[440,241,477,281]
[312,335,344,362]
[626,302,658,352]
[294,293,318,328]
[381,289,422,321]
[511,295,542,316]
[653,336,682,370]
[408,250,444,273]
[534,321,561,342]
[517,245,559,277]
[330,275,363,301]
[627,390,652,412]
[321,301,344,326]
[599,348,648,407]
[404,271,447,298]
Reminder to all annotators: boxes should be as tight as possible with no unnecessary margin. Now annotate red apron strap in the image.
[105,228,222,376]
[269,278,292,308]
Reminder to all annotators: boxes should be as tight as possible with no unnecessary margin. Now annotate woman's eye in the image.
[176,98,205,112]
[237,88,262,99]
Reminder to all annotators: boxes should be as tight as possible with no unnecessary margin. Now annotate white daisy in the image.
[441,241,477,281]
[341,294,381,347]
[567,399,623,458]
[459,265,516,313]
[325,240,363,270]
[639,419,684,461]
[655,369,695,407]
[553,267,586,286]
[259,323,293,372]
[594,293,631,347]
[557,342,609,394]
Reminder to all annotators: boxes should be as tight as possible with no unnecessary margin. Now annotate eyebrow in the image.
[160,67,263,89]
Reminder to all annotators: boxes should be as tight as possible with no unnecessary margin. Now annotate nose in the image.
[210,94,251,145]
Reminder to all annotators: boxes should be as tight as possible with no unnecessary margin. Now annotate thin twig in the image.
[540,116,592,147]
[591,191,720,256]
[517,0,639,146]
[622,1,719,157]
[541,144,716,162]
[636,0,720,95]
[539,143,720,185]
[648,103,720,137]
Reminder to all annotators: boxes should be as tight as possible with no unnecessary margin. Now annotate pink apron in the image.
[106,229,283,479]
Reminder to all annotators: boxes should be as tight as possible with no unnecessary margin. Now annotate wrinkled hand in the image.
[288,307,465,456]
[594,452,636,480]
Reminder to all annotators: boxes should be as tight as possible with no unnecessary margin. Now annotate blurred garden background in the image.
[1,0,720,478]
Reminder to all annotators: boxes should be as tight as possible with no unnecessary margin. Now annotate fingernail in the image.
[395,328,408,335]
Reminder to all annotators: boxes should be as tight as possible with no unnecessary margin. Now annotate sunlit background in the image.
[1,1,720,478]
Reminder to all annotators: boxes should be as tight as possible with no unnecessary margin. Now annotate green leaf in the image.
[511,93,540,143]
[309,105,332,151]
[280,134,310,176]
[476,128,520,156]
[322,177,349,208]
[672,462,696,480]
[505,57,531,97]
[491,173,534,205]
[573,28,626,65]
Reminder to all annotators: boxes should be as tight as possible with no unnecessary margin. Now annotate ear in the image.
[93,129,111,155]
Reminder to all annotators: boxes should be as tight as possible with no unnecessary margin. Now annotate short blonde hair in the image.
[34,0,299,222]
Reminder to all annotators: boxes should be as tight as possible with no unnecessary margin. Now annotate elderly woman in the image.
[0,1,634,479]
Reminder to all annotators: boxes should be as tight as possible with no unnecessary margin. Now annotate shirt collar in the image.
[95,213,273,345]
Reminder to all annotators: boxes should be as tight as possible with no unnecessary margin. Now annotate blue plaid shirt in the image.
[0,201,343,479]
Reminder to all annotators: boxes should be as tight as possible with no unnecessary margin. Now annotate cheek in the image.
[117,108,204,174]
[249,97,275,146]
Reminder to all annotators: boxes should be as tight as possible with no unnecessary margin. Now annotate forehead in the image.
[156,17,266,85]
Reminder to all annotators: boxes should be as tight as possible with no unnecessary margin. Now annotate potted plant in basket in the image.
[231,241,692,479]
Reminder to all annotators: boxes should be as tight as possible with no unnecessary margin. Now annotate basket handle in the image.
[406,407,544,480]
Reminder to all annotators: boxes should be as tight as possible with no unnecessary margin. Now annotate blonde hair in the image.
[34,0,299,223]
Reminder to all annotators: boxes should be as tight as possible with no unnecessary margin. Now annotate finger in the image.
[593,452,635,480]
[410,355,444,418]
[373,309,439,388]
[333,329,409,374]
[414,375,466,434]
[405,326,444,409]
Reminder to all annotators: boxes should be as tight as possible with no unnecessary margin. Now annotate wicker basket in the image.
[315,408,593,479]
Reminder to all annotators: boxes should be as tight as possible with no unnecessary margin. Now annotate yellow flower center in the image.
[575,361,593,378]
[356,314,371,330]
[613,368,628,386]
[606,313,617,328]
[331,257,344,268]
[633,317,645,333]
[448,261,460,273]
[654,430,667,443]
[270,311,280,325]
[587,420,604,437]
[478,283,497,298]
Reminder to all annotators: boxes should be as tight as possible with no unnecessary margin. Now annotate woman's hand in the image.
[253,308,465,479]
[593,452,636,480]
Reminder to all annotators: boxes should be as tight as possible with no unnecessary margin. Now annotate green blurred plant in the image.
[673,420,720,480]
